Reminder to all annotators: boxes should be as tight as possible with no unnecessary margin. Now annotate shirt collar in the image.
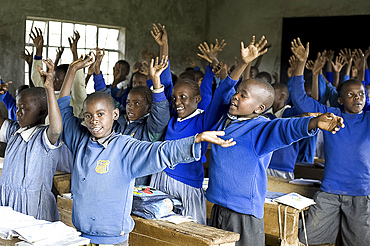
[127,113,150,124]
[91,130,115,148]
[13,124,46,142]
[177,109,204,122]
[227,113,253,121]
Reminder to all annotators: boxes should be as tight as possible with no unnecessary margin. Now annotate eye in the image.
[134,102,140,106]
[347,93,353,97]
[98,113,104,117]
[84,115,91,119]
[181,95,187,99]
[360,92,365,96]
[241,94,247,98]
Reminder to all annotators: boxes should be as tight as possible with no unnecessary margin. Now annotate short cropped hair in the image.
[272,83,289,99]
[246,78,275,109]
[256,71,272,84]
[17,87,47,113]
[116,60,130,72]
[129,86,153,108]
[173,78,201,98]
[84,91,116,110]
[337,79,364,97]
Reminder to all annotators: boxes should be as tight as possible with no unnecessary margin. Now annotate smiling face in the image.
[338,81,366,114]
[126,91,150,121]
[16,93,45,128]
[229,79,273,118]
[172,82,200,119]
[83,97,119,139]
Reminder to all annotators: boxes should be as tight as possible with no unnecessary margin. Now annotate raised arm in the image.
[339,48,353,82]
[68,31,80,62]
[324,50,334,83]
[59,55,94,99]
[151,23,168,58]
[20,49,34,87]
[30,27,44,87]
[54,46,64,66]
[331,55,346,88]
[353,49,365,82]
[230,35,268,81]
[308,51,326,101]
[37,58,62,144]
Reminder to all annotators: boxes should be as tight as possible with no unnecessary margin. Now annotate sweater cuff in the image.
[152,90,166,102]
[34,55,42,60]
[57,95,72,108]
[93,72,106,91]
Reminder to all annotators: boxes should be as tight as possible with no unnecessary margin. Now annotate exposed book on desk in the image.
[289,178,321,186]
[273,192,316,210]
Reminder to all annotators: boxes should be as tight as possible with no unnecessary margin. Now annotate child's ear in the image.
[195,95,202,104]
[254,104,266,114]
[337,97,343,105]
[113,108,119,120]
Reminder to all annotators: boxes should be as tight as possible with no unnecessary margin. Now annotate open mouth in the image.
[230,102,237,108]
[176,106,185,112]
[91,126,103,134]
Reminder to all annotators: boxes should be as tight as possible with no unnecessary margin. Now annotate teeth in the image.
[177,107,184,111]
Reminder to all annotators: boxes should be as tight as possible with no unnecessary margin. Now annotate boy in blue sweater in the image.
[290,38,370,246]
[57,55,235,245]
[205,39,345,246]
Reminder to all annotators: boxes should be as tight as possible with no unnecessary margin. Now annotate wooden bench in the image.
[58,196,240,246]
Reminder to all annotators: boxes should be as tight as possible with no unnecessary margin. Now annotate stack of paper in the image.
[0,206,90,246]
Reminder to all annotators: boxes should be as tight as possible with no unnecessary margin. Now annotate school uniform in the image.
[150,74,237,225]
[291,75,370,245]
[206,114,317,246]
[0,120,65,221]
[58,95,202,245]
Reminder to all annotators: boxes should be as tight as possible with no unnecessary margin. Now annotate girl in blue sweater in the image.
[150,36,269,225]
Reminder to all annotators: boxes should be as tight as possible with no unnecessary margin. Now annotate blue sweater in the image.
[206,115,316,219]
[164,75,237,188]
[291,75,370,196]
[58,95,201,244]
[0,91,17,121]
[265,107,301,173]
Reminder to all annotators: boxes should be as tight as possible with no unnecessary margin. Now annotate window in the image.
[24,17,126,94]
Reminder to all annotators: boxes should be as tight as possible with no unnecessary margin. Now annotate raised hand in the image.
[240,35,268,64]
[291,38,309,62]
[325,50,335,63]
[55,46,64,65]
[339,48,353,64]
[210,39,227,58]
[0,77,12,95]
[93,47,105,74]
[197,41,219,66]
[37,58,55,89]
[150,56,168,79]
[353,49,365,71]
[70,54,94,71]
[331,55,346,73]
[287,55,298,77]
[68,31,80,61]
[195,131,236,147]
[151,23,168,46]
[311,51,327,75]
[20,49,33,65]
[29,27,44,57]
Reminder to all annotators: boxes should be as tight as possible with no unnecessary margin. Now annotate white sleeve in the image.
[31,59,44,87]
[0,119,10,143]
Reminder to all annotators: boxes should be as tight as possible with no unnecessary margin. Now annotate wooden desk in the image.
[57,196,240,246]
[294,162,324,181]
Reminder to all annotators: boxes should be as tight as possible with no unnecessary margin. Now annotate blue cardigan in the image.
[291,75,370,196]
[58,95,201,244]
[206,115,316,219]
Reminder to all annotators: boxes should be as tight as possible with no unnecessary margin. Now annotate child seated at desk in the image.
[56,55,235,245]
[0,58,67,222]
[205,37,345,246]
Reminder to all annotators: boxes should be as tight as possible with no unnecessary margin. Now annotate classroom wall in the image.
[0,0,207,96]
[1,0,370,98]
[207,0,370,83]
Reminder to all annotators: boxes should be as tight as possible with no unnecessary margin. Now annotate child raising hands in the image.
[0,58,65,221]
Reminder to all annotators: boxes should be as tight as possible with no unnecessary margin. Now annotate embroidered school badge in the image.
[95,160,110,174]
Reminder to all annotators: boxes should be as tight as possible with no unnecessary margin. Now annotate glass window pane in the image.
[105,29,119,50]
[60,51,73,65]
[49,21,61,47]
[75,24,86,49]
[25,20,34,43]
[47,47,58,64]
[108,51,119,71]
[86,25,97,49]
[62,22,74,47]
[98,27,109,49]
